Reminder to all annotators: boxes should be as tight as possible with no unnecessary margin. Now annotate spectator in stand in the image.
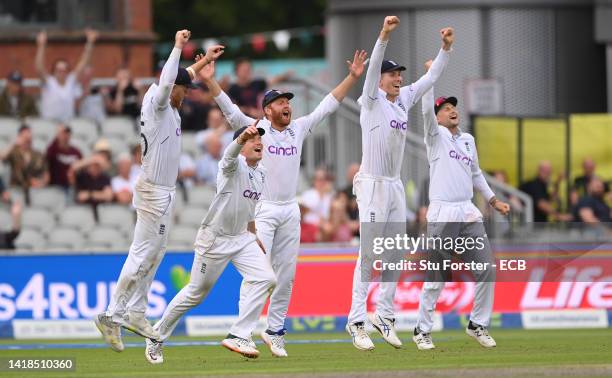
[107,67,143,119]
[195,133,222,186]
[228,57,292,118]
[321,192,357,242]
[299,200,320,243]
[0,125,48,198]
[574,177,611,224]
[341,163,361,229]
[300,169,334,226]
[0,179,22,249]
[0,70,37,118]
[78,65,106,124]
[519,161,570,222]
[195,107,233,151]
[180,83,212,131]
[35,28,98,122]
[75,153,113,213]
[111,152,134,205]
[571,158,610,205]
[46,124,82,189]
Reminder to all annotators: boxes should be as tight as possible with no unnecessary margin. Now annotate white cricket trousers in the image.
[415,200,495,333]
[106,190,174,322]
[154,229,276,341]
[348,173,406,324]
[254,200,301,332]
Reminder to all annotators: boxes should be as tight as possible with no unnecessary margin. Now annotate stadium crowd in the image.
[0,30,610,250]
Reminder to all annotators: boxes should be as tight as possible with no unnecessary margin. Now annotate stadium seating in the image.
[87,226,127,250]
[177,207,206,227]
[29,187,67,213]
[97,204,135,229]
[57,205,97,232]
[14,228,45,250]
[187,186,216,208]
[25,117,57,142]
[21,207,55,234]
[168,225,196,250]
[0,208,11,232]
[68,117,99,145]
[47,227,85,250]
[0,117,20,141]
[182,132,199,158]
[101,117,138,140]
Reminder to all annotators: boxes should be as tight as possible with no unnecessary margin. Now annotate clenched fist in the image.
[382,16,400,33]
[175,29,191,49]
[440,27,454,51]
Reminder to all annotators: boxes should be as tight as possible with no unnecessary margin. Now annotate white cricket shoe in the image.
[412,328,435,350]
[466,322,497,348]
[260,331,288,357]
[94,313,124,352]
[369,313,402,348]
[121,311,160,340]
[145,338,164,364]
[346,322,375,351]
[221,335,260,358]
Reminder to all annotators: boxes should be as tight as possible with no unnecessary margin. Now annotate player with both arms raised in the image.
[198,47,368,357]
[346,15,454,351]
[95,30,224,352]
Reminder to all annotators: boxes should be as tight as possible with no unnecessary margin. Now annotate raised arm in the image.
[74,29,98,77]
[401,27,453,107]
[154,29,190,109]
[330,49,368,102]
[361,16,400,109]
[220,121,260,176]
[198,60,255,130]
[187,44,224,80]
[35,31,48,82]
[422,60,439,149]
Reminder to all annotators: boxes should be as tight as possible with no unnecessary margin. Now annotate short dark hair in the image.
[234,57,251,73]
[18,124,30,134]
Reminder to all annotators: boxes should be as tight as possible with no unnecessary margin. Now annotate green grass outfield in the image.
[0,329,611,378]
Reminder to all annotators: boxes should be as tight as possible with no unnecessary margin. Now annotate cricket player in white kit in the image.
[95,30,225,352]
[144,123,276,363]
[198,50,368,357]
[412,59,510,351]
[346,16,454,351]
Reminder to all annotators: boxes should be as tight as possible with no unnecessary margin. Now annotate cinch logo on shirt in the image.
[175,128,181,136]
[449,150,473,166]
[243,190,261,200]
[268,145,298,156]
[390,120,407,130]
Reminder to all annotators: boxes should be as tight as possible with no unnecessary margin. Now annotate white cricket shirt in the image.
[198,141,266,237]
[358,39,450,179]
[139,47,183,188]
[422,87,495,203]
[214,91,339,203]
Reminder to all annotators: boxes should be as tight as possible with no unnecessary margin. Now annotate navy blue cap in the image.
[434,96,458,114]
[261,89,294,109]
[7,70,22,82]
[381,60,406,74]
[233,125,266,140]
[174,67,196,88]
